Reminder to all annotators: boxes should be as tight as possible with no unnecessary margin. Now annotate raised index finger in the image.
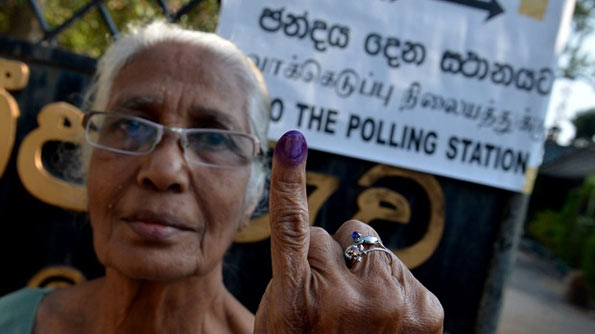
[269,130,310,282]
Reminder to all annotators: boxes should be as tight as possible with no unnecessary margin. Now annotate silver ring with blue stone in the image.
[344,231,393,266]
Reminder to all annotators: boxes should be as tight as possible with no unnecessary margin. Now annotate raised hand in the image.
[254,130,444,333]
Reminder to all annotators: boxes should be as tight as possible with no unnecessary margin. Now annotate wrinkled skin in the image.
[254,133,444,333]
[87,42,255,282]
[34,41,256,334]
[33,39,443,333]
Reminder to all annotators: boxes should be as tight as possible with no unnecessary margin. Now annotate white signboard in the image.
[218,0,574,192]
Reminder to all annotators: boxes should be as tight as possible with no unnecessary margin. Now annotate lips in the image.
[123,210,194,241]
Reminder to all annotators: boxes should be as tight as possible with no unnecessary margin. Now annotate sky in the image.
[546,78,595,144]
[545,17,595,145]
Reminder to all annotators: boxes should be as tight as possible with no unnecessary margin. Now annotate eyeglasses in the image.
[83,111,261,168]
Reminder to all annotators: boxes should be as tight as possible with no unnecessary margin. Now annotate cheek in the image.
[88,155,108,217]
[197,168,252,234]
[87,153,133,232]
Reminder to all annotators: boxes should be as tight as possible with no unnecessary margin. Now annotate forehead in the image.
[107,41,250,130]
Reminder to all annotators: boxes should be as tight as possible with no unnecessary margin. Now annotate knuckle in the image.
[420,291,445,332]
[359,265,443,332]
[336,219,378,239]
[271,179,308,219]
[343,219,368,231]
[401,283,444,333]
[309,226,330,242]
[273,179,306,198]
[271,206,309,230]
[308,228,341,268]
[270,207,309,241]
[270,177,310,236]
[353,286,406,325]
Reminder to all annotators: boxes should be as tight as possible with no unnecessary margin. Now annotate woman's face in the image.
[87,42,254,280]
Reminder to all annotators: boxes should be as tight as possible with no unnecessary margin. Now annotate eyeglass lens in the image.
[87,114,158,153]
[185,132,253,166]
[86,113,255,167]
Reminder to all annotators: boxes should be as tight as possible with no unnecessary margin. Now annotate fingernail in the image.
[275,130,307,166]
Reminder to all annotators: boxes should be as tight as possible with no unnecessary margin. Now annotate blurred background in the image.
[0,1,594,333]
[496,1,595,332]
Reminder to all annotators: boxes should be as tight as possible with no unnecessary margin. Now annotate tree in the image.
[0,0,219,57]
[559,0,595,87]
[528,176,595,303]
[572,108,595,141]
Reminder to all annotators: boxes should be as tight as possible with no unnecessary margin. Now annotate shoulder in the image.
[0,288,52,334]
[34,280,102,333]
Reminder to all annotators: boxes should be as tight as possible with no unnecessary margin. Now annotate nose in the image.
[136,134,189,193]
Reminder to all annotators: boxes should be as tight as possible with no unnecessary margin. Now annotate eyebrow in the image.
[189,107,238,130]
[112,96,162,116]
[112,96,239,130]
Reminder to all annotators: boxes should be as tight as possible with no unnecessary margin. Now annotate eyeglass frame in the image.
[82,111,263,169]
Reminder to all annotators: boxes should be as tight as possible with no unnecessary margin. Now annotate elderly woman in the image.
[0,22,443,333]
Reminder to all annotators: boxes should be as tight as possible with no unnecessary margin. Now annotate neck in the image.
[84,263,244,334]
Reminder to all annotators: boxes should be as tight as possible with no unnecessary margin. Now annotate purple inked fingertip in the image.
[274,130,308,166]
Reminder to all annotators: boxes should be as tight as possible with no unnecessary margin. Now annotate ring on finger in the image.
[344,231,393,266]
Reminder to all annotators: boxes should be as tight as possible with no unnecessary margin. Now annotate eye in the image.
[106,118,145,136]
[103,116,156,145]
[184,131,255,167]
[201,132,231,150]
[117,118,140,132]
[187,131,239,153]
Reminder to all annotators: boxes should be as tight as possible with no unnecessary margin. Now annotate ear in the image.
[239,161,268,232]
[239,183,262,232]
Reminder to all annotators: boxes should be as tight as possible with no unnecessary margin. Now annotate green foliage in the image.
[0,0,220,57]
[560,0,595,87]
[572,108,595,141]
[528,210,567,252]
[528,176,595,296]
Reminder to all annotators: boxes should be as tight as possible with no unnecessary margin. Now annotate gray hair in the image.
[84,21,270,209]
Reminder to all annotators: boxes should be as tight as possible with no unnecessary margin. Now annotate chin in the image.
[118,259,196,281]
[98,242,211,282]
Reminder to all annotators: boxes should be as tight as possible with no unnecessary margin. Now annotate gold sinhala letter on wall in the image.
[0,58,29,177]
[234,171,340,243]
[17,102,87,211]
[354,165,445,269]
[28,265,86,288]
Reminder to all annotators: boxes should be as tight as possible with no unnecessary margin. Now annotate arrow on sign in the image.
[434,0,505,21]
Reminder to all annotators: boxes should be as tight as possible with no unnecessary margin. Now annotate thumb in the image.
[269,130,310,282]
